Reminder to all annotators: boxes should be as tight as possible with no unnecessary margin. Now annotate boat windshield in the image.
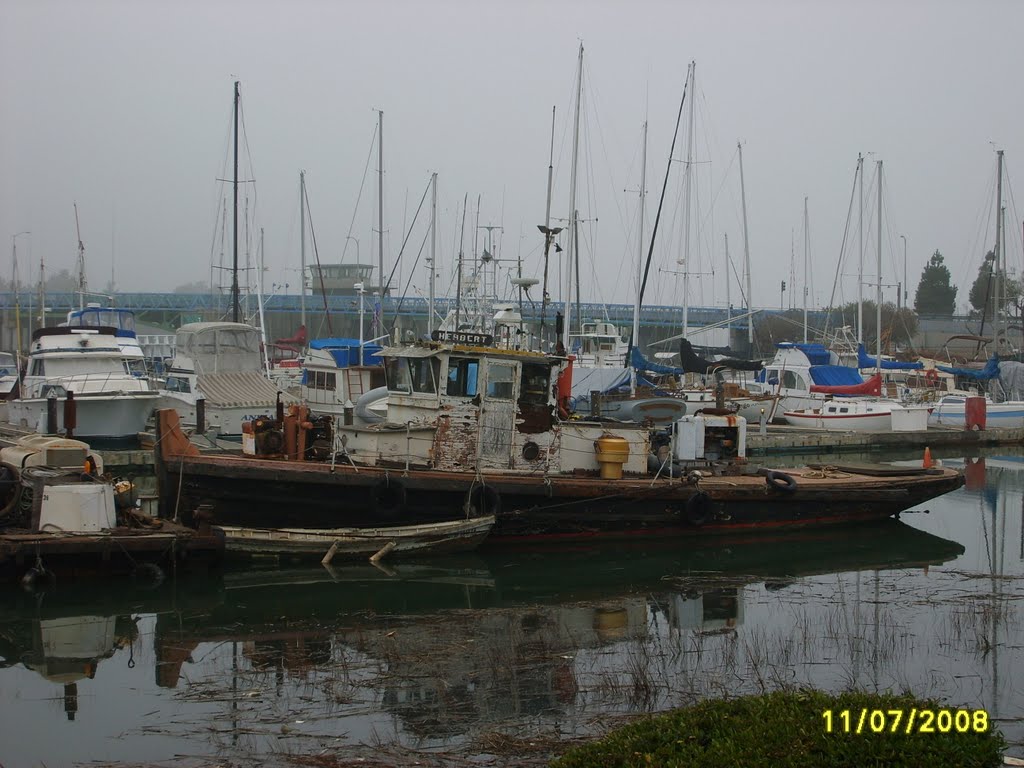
[39,357,128,377]
[70,307,136,333]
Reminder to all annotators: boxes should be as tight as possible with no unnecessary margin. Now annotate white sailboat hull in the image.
[782,408,893,432]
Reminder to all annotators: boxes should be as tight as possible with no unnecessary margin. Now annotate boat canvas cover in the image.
[308,338,384,367]
[810,372,882,396]
[937,354,1001,381]
[177,324,265,375]
[998,360,1024,398]
[857,344,923,370]
[196,371,298,408]
[678,339,763,373]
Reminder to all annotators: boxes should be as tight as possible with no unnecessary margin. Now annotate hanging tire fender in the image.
[465,484,501,518]
[684,491,713,526]
[372,478,407,515]
[763,470,798,493]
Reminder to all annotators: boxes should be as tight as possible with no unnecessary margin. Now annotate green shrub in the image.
[551,690,1005,768]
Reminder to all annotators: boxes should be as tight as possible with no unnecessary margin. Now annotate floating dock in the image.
[0,521,223,584]
[746,424,1024,455]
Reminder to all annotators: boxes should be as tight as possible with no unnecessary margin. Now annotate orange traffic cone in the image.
[922,446,933,469]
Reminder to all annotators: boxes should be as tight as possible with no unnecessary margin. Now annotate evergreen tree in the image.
[968,250,1020,318]
[914,251,957,316]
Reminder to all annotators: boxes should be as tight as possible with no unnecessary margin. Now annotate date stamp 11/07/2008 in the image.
[822,709,990,735]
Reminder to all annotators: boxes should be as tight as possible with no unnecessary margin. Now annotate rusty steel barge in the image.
[155,336,964,543]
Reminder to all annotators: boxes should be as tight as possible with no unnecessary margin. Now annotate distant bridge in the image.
[0,291,782,331]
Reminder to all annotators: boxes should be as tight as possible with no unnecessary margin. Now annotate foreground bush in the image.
[551,690,1005,768]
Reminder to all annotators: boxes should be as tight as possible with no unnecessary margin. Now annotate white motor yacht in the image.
[6,327,159,440]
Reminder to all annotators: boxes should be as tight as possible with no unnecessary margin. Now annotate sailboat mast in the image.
[37,245,45,330]
[724,233,731,333]
[299,171,306,328]
[681,62,695,340]
[429,171,437,329]
[231,81,241,323]
[876,160,883,372]
[73,202,86,312]
[562,43,583,354]
[803,196,809,343]
[994,149,1004,346]
[539,106,557,345]
[738,141,753,349]
[630,120,648,396]
[857,153,864,345]
[258,227,270,375]
[377,109,385,323]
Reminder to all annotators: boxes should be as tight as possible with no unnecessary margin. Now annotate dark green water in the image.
[0,449,1021,766]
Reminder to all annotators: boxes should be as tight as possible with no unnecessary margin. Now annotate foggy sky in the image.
[2,0,1022,319]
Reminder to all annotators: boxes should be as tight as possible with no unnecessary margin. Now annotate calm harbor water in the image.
[0,448,1021,767]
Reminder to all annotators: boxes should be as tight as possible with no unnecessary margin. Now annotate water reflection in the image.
[0,458,1022,766]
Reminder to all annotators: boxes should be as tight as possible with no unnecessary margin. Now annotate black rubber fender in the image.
[132,562,166,588]
[466,484,501,518]
[764,469,798,493]
[372,478,407,515]
[684,491,713,526]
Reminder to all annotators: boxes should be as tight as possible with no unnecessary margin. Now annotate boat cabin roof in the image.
[380,342,557,364]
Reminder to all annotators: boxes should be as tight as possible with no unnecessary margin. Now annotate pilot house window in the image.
[519,363,550,405]
[486,362,515,400]
[446,358,479,397]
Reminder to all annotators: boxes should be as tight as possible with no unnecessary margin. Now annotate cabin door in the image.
[479,361,517,467]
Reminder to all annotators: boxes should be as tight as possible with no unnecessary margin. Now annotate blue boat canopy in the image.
[857,344,923,370]
[808,365,865,386]
[308,338,383,367]
[936,354,1000,381]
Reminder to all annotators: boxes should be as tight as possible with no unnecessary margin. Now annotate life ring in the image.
[466,484,501,518]
[372,478,407,515]
[684,491,713,526]
[764,470,798,493]
[925,369,939,384]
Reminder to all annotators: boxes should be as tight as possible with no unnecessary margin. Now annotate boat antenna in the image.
[627,64,690,366]
[231,80,242,323]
